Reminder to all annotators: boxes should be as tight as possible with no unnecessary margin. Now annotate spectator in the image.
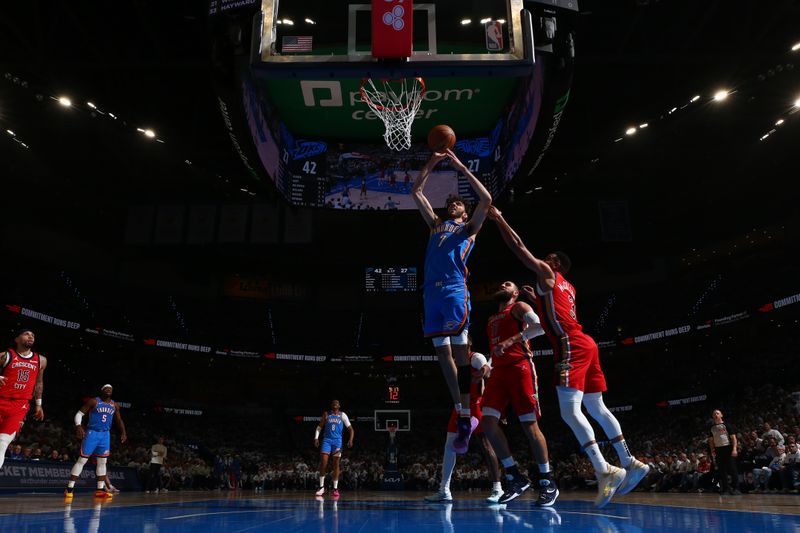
[148,437,168,493]
[9,444,23,460]
[781,442,800,492]
[762,422,785,447]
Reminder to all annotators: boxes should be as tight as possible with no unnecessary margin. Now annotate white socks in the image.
[440,434,457,491]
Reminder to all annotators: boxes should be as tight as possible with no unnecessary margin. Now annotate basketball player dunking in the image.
[481,281,558,505]
[488,206,649,507]
[65,384,127,499]
[0,329,47,471]
[412,148,492,453]
[314,399,354,498]
[425,338,503,503]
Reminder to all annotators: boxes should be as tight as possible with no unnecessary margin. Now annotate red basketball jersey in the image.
[487,304,532,367]
[534,272,595,351]
[0,349,40,400]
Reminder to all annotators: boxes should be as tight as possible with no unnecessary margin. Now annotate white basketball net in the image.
[360,77,425,151]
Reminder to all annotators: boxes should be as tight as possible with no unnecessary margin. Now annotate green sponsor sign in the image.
[259,77,519,142]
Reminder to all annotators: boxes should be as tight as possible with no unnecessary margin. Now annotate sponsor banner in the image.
[143,339,212,354]
[608,405,633,413]
[384,355,438,362]
[223,275,310,301]
[597,341,617,349]
[531,349,554,357]
[0,460,140,491]
[773,292,800,310]
[631,325,691,344]
[329,356,375,363]
[657,394,707,408]
[5,304,80,330]
[84,326,135,343]
[217,348,261,359]
[712,311,749,327]
[156,407,204,416]
[265,353,327,362]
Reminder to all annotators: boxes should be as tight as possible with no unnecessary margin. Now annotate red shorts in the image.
[447,397,483,434]
[0,397,29,435]
[555,335,607,393]
[481,359,541,421]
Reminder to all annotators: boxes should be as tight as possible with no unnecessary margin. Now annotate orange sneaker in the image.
[64,490,74,500]
[94,490,113,499]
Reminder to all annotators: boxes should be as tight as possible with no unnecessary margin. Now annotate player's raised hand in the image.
[487,205,502,220]
[426,150,449,168]
[521,285,536,301]
[444,148,466,170]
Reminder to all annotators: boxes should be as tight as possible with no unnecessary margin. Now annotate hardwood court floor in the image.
[0,489,798,531]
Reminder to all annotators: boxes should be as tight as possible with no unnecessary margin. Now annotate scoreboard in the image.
[365,267,418,293]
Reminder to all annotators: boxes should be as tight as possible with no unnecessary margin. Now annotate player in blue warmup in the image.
[64,384,127,500]
[314,399,354,498]
[412,148,492,453]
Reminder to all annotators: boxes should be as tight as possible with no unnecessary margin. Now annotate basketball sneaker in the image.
[94,489,113,499]
[315,486,325,497]
[616,459,650,496]
[498,473,530,504]
[64,489,74,500]
[452,416,479,454]
[486,487,504,504]
[424,489,453,502]
[332,489,340,499]
[535,480,559,507]
[595,465,626,508]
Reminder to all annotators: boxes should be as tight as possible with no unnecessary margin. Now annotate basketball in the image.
[427,125,457,152]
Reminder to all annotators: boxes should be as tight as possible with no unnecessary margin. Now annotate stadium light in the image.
[304,18,315,24]
[625,127,637,136]
[794,97,800,108]
[776,119,784,126]
[87,101,96,109]
[480,18,492,23]
[143,129,155,138]
[690,95,701,102]
[792,42,800,51]
[58,96,72,107]
[282,19,294,25]
[639,123,649,128]
[497,19,506,24]
[6,129,14,136]
[713,90,729,102]
[460,19,471,25]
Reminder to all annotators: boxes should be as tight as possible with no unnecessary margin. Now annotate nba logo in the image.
[485,21,503,51]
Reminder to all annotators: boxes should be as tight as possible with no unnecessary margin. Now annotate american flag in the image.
[282,35,313,52]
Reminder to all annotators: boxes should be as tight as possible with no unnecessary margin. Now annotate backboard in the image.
[374,409,411,431]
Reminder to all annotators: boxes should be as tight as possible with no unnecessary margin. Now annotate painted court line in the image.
[165,509,289,520]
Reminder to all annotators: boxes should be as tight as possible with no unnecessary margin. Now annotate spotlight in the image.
[792,42,800,51]
[639,123,649,128]
[6,129,14,136]
[480,18,491,24]
[776,119,784,126]
[460,19,471,25]
[794,97,800,108]
[625,127,637,135]
[713,90,729,102]
[58,96,72,107]
[87,101,96,109]
[304,18,315,24]
[497,19,506,24]
[282,19,294,25]
[143,129,155,138]
[690,95,701,102]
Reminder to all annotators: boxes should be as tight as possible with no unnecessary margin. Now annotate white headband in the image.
[101,384,113,391]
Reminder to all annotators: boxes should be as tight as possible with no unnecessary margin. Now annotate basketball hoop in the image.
[387,422,398,443]
[360,77,425,151]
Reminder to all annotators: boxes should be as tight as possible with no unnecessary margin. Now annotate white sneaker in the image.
[486,487,504,504]
[617,459,650,496]
[595,465,625,508]
[424,489,453,502]
[315,486,325,496]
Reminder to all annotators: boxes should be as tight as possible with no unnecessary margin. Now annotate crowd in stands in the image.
[5,383,800,496]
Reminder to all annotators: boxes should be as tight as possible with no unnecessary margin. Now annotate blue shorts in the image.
[320,438,342,456]
[423,284,471,337]
[81,429,111,458]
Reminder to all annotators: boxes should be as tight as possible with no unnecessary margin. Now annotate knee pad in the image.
[96,457,107,477]
[71,456,89,477]
[457,364,472,393]
[432,336,450,348]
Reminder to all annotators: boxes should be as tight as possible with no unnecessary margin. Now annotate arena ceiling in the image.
[1,0,798,277]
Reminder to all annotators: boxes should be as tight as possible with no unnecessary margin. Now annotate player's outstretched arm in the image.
[33,355,47,421]
[347,424,354,448]
[115,408,127,444]
[447,149,492,235]
[412,152,448,228]
[488,206,555,289]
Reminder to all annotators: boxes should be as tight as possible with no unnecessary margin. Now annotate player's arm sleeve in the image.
[341,412,351,428]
